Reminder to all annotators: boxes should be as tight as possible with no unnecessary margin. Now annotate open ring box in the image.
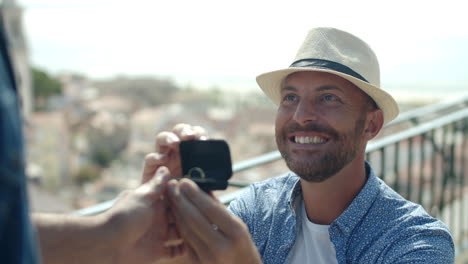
[179,140,233,192]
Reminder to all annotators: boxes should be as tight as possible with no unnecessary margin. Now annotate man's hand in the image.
[34,166,182,264]
[167,178,262,264]
[142,123,207,183]
[103,166,183,264]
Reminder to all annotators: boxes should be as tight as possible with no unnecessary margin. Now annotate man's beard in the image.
[276,117,366,182]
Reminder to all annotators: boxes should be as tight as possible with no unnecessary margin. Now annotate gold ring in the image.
[187,167,206,179]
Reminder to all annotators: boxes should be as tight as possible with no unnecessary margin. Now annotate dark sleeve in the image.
[0,20,40,264]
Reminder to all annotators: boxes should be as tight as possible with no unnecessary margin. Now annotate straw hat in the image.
[256,27,399,124]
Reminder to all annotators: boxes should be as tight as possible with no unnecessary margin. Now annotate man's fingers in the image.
[179,179,244,238]
[167,208,175,224]
[192,126,208,139]
[185,244,202,264]
[151,124,208,180]
[155,131,181,153]
[208,191,220,202]
[137,166,171,200]
[172,124,208,141]
[172,123,196,140]
[169,188,212,262]
[164,228,183,247]
[164,208,184,247]
[141,152,167,183]
[174,243,185,258]
[155,124,207,154]
[167,180,222,248]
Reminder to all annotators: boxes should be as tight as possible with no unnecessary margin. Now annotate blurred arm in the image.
[33,213,116,264]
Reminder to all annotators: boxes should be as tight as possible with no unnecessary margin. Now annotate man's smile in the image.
[291,135,328,144]
[287,131,331,147]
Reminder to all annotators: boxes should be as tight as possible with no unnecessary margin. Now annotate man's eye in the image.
[323,94,338,102]
[284,94,298,102]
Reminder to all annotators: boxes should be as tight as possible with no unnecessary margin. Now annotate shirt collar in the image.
[333,162,380,233]
[286,162,380,230]
[287,174,302,215]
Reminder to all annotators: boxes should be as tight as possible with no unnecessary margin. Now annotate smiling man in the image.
[229,27,454,263]
[154,27,454,264]
[276,72,373,184]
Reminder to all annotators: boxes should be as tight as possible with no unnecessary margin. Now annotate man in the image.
[157,28,454,263]
[0,17,185,264]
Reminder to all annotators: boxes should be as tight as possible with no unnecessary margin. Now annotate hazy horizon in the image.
[16,0,468,101]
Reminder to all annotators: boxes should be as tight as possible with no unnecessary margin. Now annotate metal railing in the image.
[74,94,468,257]
[367,107,468,256]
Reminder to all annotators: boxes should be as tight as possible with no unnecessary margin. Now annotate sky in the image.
[16,0,468,100]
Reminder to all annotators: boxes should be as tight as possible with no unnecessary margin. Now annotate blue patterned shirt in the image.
[228,163,454,263]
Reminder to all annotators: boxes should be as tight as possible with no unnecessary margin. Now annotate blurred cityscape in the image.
[25,70,289,212]
[0,0,431,213]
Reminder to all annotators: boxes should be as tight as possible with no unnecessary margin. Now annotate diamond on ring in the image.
[212,224,219,231]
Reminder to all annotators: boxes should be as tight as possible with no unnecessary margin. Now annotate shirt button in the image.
[331,225,341,234]
[344,227,350,233]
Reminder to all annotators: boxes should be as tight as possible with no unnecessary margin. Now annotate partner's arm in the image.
[33,213,116,264]
[33,166,179,264]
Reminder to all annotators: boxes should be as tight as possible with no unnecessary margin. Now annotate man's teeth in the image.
[294,136,326,144]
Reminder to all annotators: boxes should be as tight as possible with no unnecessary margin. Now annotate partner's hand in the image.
[167,179,262,264]
[33,166,182,264]
[103,166,183,264]
[142,123,207,183]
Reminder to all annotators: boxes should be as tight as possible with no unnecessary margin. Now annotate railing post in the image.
[429,129,438,216]
[418,134,425,206]
[394,142,400,193]
[458,118,467,250]
[380,148,386,182]
[449,141,456,233]
[407,138,413,200]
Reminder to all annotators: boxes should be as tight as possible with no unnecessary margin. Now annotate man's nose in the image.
[292,100,319,125]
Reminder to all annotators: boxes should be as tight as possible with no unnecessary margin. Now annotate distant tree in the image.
[90,148,114,168]
[208,86,222,106]
[93,76,179,108]
[86,112,130,168]
[73,165,101,186]
[31,67,63,110]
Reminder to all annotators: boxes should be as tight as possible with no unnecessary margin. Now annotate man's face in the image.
[275,71,371,182]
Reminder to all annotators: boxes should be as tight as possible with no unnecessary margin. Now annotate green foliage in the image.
[73,165,101,186]
[207,86,222,106]
[86,115,130,168]
[31,67,62,110]
[90,148,115,168]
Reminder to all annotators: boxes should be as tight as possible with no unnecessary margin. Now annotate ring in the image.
[212,224,219,231]
[164,239,184,247]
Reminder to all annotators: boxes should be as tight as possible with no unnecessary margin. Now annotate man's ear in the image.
[364,109,384,140]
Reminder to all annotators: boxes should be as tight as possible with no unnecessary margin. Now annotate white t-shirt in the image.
[287,200,339,264]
